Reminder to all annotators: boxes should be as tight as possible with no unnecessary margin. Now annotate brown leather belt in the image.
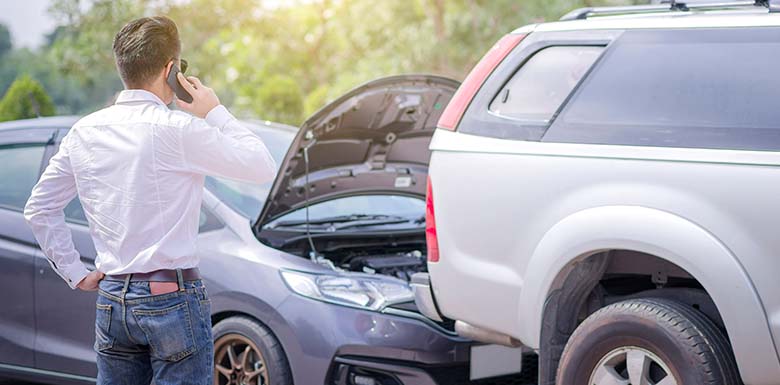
[106,268,201,282]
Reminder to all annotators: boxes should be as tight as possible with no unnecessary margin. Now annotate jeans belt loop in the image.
[120,273,132,304]
[176,268,185,292]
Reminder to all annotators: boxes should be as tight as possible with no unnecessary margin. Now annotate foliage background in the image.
[0,75,56,121]
[0,0,635,125]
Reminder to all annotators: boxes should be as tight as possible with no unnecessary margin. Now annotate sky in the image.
[0,0,57,49]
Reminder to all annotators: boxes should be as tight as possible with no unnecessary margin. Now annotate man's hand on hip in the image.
[175,73,220,118]
[76,270,105,291]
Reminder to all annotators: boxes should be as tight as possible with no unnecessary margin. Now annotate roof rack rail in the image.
[560,0,777,21]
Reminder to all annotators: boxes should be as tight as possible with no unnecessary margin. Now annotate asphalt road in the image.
[1,377,537,385]
[0,356,538,385]
[0,378,538,385]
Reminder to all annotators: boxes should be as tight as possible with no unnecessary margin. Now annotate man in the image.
[24,16,276,385]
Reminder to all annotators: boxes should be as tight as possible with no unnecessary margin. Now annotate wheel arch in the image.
[518,205,780,385]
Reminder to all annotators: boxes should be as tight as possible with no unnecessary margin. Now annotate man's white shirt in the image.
[24,90,277,289]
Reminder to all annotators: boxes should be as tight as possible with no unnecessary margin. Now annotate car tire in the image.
[213,316,292,385]
[556,298,741,385]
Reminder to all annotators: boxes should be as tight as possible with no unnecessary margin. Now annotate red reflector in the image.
[425,176,440,263]
[438,33,527,131]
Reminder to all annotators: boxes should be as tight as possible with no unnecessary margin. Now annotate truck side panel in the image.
[428,131,780,384]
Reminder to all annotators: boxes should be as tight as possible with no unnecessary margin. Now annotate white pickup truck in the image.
[414,2,780,385]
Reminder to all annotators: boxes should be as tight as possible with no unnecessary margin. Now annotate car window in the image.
[0,145,46,212]
[199,205,223,233]
[205,177,272,220]
[266,195,425,226]
[205,123,293,219]
[489,46,603,123]
[64,197,87,224]
[545,28,780,151]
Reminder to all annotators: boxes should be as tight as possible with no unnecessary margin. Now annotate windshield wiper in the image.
[329,217,413,230]
[272,214,409,228]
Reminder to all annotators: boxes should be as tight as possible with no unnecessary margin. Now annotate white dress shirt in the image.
[24,89,277,289]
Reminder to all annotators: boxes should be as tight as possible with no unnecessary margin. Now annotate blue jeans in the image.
[95,277,213,385]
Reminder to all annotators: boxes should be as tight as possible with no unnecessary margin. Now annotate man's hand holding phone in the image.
[175,72,220,118]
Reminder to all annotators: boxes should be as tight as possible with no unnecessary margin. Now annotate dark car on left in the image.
[0,113,471,385]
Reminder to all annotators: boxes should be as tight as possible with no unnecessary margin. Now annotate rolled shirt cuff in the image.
[62,262,91,290]
[204,105,235,128]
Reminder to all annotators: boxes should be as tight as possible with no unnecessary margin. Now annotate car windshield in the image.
[204,121,295,219]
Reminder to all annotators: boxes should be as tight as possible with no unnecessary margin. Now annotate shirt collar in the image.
[115,89,167,107]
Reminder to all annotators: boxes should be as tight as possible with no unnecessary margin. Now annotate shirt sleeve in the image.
[179,105,277,183]
[24,135,90,289]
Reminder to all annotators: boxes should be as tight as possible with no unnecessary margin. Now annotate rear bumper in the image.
[411,273,444,322]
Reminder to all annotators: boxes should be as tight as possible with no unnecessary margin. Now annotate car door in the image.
[33,129,98,378]
[0,128,55,369]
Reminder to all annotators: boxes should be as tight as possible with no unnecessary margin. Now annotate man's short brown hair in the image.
[113,16,180,88]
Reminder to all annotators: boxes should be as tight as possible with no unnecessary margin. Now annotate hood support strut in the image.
[303,133,319,262]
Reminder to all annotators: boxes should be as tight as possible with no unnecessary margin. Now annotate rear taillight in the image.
[425,176,440,263]
[437,33,527,131]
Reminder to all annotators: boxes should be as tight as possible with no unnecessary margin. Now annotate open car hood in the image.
[254,74,459,228]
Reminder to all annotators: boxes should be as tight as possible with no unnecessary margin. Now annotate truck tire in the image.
[213,316,292,385]
[556,298,741,385]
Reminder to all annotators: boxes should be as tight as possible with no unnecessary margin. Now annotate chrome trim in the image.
[381,306,462,337]
[0,362,96,383]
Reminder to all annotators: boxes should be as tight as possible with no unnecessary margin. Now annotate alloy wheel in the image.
[214,333,270,385]
[588,346,677,385]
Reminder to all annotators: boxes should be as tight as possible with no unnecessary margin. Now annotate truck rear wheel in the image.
[556,298,741,385]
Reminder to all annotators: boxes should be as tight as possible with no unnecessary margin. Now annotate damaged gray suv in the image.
[0,75,533,385]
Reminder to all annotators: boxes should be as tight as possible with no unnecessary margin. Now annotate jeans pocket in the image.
[95,303,114,352]
[132,301,197,362]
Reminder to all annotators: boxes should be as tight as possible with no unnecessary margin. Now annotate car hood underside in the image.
[254,74,460,228]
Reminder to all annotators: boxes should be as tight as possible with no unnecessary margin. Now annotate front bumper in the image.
[330,354,539,385]
[330,356,472,385]
[274,289,472,385]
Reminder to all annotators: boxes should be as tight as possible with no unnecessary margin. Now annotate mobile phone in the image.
[166,63,193,103]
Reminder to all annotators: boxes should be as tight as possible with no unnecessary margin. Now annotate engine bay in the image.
[341,250,426,281]
[267,230,428,281]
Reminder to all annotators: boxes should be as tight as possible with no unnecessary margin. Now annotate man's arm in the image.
[175,73,277,183]
[24,135,101,290]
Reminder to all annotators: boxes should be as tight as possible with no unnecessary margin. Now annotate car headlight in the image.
[280,270,414,311]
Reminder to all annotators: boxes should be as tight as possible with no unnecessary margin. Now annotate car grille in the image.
[330,353,538,385]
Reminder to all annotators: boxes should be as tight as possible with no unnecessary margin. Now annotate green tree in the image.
[45,0,142,112]
[0,75,56,121]
[244,75,305,125]
[0,24,11,58]
[35,0,638,121]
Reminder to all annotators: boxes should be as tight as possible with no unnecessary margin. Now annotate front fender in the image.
[518,205,780,385]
